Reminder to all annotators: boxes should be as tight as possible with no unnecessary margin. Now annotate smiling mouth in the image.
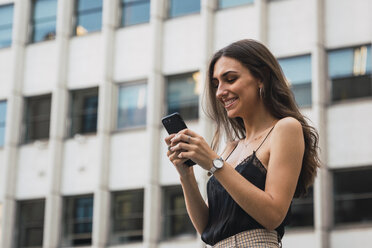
[224,98,238,108]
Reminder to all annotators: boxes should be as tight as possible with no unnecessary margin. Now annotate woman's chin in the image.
[226,110,238,119]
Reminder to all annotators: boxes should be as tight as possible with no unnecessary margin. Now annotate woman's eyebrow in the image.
[221,71,238,77]
[214,70,238,79]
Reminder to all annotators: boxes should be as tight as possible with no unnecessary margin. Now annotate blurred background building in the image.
[0,0,371,248]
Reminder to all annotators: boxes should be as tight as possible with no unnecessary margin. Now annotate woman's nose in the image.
[216,84,228,99]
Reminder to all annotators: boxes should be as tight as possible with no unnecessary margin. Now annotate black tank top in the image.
[201,126,291,246]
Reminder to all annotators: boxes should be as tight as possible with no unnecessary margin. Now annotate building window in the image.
[328,45,372,102]
[333,166,372,225]
[23,94,52,143]
[69,87,99,137]
[30,0,57,43]
[0,4,13,48]
[63,195,94,246]
[218,0,254,9]
[117,82,147,129]
[15,199,45,248]
[110,189,144,244]
[287,187,314,228]
[167,72,200,120]
[278,55,312,107]
[168,0,200,18]
[121,0,150,27]
[0,101,6,147]
[74,0,102,36]
[162,185,195,239]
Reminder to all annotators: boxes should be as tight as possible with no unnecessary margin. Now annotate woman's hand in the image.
[165,133,194,177]
[169,129,219,171]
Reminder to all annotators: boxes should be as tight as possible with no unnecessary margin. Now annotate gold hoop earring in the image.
[259,88,263,99]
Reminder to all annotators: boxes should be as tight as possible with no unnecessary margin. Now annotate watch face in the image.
[214,158,224,169]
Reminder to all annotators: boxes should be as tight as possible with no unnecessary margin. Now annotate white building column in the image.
[42,0,73,248]
[143,0,165,247]
[197,0,216,247]
[0,1,30,248]
[92,0,119,247]
[256,0,268,44]
[312,0,331,248]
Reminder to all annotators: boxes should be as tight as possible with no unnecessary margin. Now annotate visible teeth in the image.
[224,98,236,106]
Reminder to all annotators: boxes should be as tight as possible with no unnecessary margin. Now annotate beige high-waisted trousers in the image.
[212,229,280,248]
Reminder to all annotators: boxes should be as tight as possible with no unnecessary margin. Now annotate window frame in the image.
[68,87,99,138]
[162,185,196,240]
[120,0,151,27]
[62,194,94,246]
[167,0,201,19]
[116,81,147,131]
[0,3,14,49]
[328,44,372,104]
[15,199,45,248]
[287,187,314,230]
[29,0,57,43]
[332,166,372,228]
[22,94,52,144]
[277,54,312,108]
[166,71,200,121]
[110,189,145,244]
[73,0,103,36]
[217,0,254,10]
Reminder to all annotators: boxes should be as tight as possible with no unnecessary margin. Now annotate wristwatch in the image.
[208,157,224,176]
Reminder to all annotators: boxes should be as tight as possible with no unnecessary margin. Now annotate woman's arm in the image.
[172,117,304,230]
[180,172,209,234]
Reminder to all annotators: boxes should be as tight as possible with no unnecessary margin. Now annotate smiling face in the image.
[212,56,262,119]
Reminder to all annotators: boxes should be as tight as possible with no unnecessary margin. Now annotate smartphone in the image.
[161,112,196,166]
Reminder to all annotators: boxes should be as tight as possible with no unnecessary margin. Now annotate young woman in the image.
[165,39,320,247]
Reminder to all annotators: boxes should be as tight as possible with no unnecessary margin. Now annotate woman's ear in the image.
[257,80,264,89]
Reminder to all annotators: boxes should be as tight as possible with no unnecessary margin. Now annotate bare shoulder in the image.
[274,117,303,135]
[271,117,304,153]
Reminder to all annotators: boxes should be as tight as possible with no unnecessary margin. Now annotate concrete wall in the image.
[163,15,203,74]
[23,42,57,96]
[327,100,372,168]
[325,0,372,48]
[268,0,314,57]
[114,25,151,82]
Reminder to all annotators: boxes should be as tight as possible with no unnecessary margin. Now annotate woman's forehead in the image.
[213,57,244,78]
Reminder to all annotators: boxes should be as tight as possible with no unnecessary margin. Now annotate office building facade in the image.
[0,0,371,247]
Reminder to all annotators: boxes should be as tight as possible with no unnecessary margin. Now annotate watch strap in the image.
[208,157,224,176]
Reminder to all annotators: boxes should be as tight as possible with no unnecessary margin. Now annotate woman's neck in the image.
[242,106,277,141]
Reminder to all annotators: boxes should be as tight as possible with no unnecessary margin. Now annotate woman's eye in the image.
[227,78,236,83]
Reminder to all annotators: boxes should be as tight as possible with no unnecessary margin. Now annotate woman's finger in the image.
[178,150,196,160]
[171,142,193,152]
[169,152,188,166]
[171,133,195,145]
[164,134,176,146]
[179,129,200,139]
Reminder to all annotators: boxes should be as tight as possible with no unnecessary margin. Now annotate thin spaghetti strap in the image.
[225,142,239,161]
[255,125,275,153]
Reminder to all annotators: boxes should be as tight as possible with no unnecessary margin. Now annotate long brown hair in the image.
[204,39,320,197]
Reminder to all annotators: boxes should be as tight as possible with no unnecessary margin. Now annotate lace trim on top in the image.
[235,151,267,175]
